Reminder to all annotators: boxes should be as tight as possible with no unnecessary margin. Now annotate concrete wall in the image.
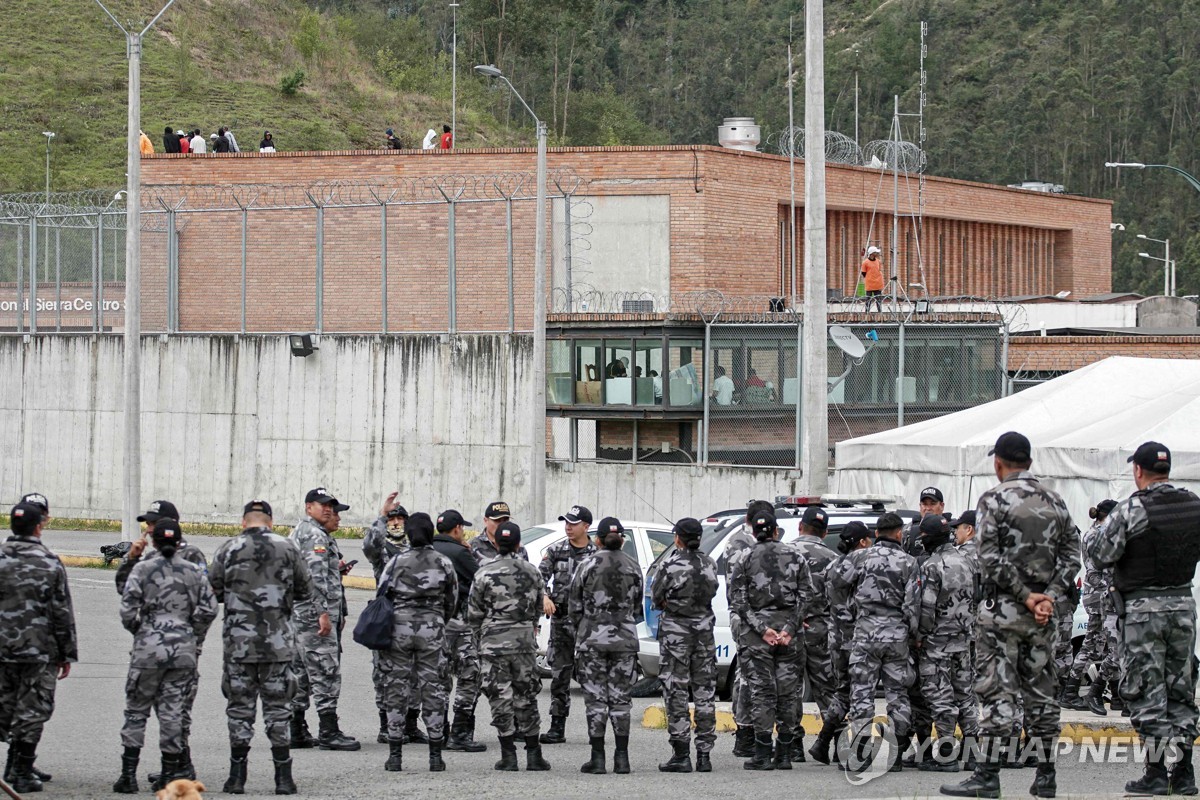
[552,195,671,301]
[0,334,797,525]
[1137,296,1199,328]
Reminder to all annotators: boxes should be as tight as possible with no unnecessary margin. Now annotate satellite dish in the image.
[829,325,866,359]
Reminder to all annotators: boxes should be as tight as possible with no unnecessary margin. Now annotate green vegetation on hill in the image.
[3,0,1199,297]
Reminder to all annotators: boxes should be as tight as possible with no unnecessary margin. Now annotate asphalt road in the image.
[41,567,1147,799]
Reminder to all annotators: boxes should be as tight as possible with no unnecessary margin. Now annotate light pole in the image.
[1105,162,1200,195]
[450,3,459,148]
[475,64,548,523]
[41,132,55,204]
[1137,234,1174,297]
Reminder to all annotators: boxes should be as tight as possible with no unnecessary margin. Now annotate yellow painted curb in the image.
[61,555,112,569]
[343,575,377,591]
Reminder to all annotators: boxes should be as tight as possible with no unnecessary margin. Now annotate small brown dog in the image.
[156,779,206,800]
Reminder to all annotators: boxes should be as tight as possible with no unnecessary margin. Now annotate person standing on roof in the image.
[861,246,886,312]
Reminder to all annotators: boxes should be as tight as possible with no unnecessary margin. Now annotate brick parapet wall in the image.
[1007,336,1200,372]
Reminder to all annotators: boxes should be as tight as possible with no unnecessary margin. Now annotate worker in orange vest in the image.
[861,246,886,312]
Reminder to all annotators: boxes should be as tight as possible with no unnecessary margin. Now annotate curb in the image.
[641,703,1140,742]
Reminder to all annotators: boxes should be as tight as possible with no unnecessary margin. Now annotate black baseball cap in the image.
[673,517,704,540]
[559,505,593,525]
[484,501,511,520]
[407,512,435,541]
[153,518,182,540]
[919,486,944,503]
[876,512,904,533]
[1095,499,1118,516]
[919,515,949,537]
[305,487,350,511]
[137,499,180,523]
[596,516,625,536]
[18,493,49,514]
[750,512,778,536]
[840,520,873,544]
[1128,441,1171,473]
[949,510,977,528]
[495,521,522,547]
[801,506,829,530]
[243,499,273,517]
[436,509,470,532]
[746,499,774,519]
[386,505,409,519]
[989,431,1032,463]
[9,502,43,530]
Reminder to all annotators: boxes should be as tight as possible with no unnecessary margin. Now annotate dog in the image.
[156,779,206,800]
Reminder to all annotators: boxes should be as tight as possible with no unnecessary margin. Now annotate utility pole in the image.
[450,2,459,147]
[42,132,55,204]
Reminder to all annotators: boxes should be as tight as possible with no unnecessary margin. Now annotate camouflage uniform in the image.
[378,546,458,741]
[792,533,838,718]
[652,547,719,751]
[467,554,545,738]
[0,535,77,746]
[728,537,814,740]
[539,538,597,719]
[918,540,980,743]
[119,555,218,752]
[471,533,529,567]
[822,553,858,727]
[829,538,920,739]
[363,516,408,715]
[209,526,313,748]
[1068,520,1120,683]
[724,527,757,730]
[902,521,934,746]
[431,530,483,732]
[974,471,1080,751]
[288,516,345,716]
[569,550,644,738]
[1089,482,1200,744]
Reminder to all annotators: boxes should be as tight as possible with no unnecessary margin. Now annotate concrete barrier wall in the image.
[0,334,799,526]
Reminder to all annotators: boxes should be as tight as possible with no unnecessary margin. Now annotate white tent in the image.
[832,356,1200,520]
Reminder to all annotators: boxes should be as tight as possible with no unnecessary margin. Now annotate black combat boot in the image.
[377,709,389,744]
[403,709,429,744]
[904,732,934,769]
[271,746,297,795]
[773,735,794,770]
[1030,762,1057,798]
[1127,746,1170,795]
[1171,744,1198,796]
[658,739,692,773]
[223,745,249,795]
[1085,680,1108,716]
[1059,676,1085,710]
[317,710,361,751]
[940,739,1001,799]
[289,711,315,749]
[580,736,606,774]
[920,737,961,773]
[539,715,567,745]
[732,725,755,757]
[494,736,519,771]
[790,733,807,763]
[446,712,487,752]
[809,720,837,765]
[9,742,43,794]
[428,740,446,772]
[151,751,186,791]
[112,746,140,794]
[695,747,712,773]
[841,730,872,774]
[525,735,551,771]
[180,744,196,780]
[5,747,50,784]
[1109,679,1126,713]
[384,738,403,772]
[613,734,631,774]
[743,733,775,771]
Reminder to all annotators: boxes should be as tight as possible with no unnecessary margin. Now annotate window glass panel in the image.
[604,340,633,405]
[666,339,703,407]
[633,338,663,405]
[547,340,572,405]
[575,339,602,406]
[646,530,674,559]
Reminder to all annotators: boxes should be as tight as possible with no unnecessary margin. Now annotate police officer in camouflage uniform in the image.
[538,504,598,746]
[729,511,815,771]
[209,500,312,795]
[901,487,941,769]
[831,511,920,773]
[725,499,775,758]
[472,501,529,565]
[790,506,837,763]
[942,431,1080,799]
[377,512,458,773]
[113,519,218,794]
[810,520,874,764]
[0,502,76,795]
[432,509,487,753]
[1090,441,1200,796]
[652,517,718,774]
[468,521,551,772]
[916,514,979,772]
[1063,499,1120,716]
[571,516,644,775]
[288,487,359,751]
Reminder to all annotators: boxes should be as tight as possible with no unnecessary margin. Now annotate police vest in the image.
[1114,486,1200,593]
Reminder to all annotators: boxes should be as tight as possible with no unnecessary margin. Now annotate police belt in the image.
[1122,587,1193,601]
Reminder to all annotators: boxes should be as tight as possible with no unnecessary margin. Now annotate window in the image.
[631,339,663,405]
[547,340,572,404]
[574,339,603,405]
[666,339,703,407]
[646,529,675,559]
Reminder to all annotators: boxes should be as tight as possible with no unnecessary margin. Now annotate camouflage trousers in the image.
[1119,598,1199,741]
[730,618,753,728]
[479,651,541,739]
[822,645,852,725]
[442,620,481,716]
[740,639,802,739]
[120,667,194,752]
[1070,601,1120,683]
[797,625,836,722]
[849,640,913,738]
[1053,608,1076,678]
[0,662,57,745]
[380,631,448,741]
[222,661,295,748]
[974,618,1059,741]
[372,651,421,716]
[907,648,933,739]
[658,627,718,752]
[919,649,980,740]
[575,649,638,738]
[290,624,342,715]
[546,619,579,718]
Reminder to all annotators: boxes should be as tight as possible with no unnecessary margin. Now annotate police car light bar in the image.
[774,494,902,508]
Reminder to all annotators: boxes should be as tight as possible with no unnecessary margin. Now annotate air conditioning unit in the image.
[622,300,654,313]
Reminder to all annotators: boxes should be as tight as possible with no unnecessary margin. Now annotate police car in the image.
[638,496,919,698]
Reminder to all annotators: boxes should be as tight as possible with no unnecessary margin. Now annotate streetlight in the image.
[41,132,55,204]
[450,3,459,148]
[1137,234,1174,297]
[474,63,548,523]
[1105,162,1200,195]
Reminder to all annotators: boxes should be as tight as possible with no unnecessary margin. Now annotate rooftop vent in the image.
[718,117,760,152]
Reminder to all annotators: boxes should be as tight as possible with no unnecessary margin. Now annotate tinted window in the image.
[646,529,674,559]
[521,526,560,546]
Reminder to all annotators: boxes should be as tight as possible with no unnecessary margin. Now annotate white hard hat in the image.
[867,246,881,255]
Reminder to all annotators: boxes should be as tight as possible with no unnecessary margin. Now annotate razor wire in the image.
[768,127,864,166]
[862,139,925,173]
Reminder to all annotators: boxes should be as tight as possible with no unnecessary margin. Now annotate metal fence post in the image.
[506,198,515,332]
[28,215,38,333]
[795,321,803,469]
[315,204,324,334]
[447,199,457,334]
[380,202,388,334]
[15,220,24,333]
[897,321,906,427]
[702,320,712,465]
[166,207,177,332]
[1000,322,1011,397]
[55,226,62,331]
[240,206,248,333]
[92,221,100,331]
[564,193,573,295]
[97,213,105,330]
